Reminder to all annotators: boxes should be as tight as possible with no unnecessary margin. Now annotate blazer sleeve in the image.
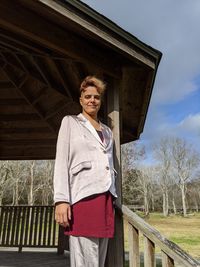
[53,116,71,204]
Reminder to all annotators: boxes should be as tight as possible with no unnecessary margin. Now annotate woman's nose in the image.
[90,96,95,102]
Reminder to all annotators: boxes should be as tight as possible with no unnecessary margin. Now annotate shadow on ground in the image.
[0,250,70,267]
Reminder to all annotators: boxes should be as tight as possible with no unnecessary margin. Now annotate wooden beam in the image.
[128,223,140,267]
[0,99,27,105]
[162,251,174,267]
[47,58,73,98]
[0,146,55,160]
[0,81,15,89]
[122,205,200,267]
[0,27,52,55]
[0,127,51,134]
[106,77,124,267]
[144,236,155,267]
[1,63,57,133]
[0,114,40,121]
[0,0,121,77]
[0,139,56,146]
[35,0,156,69]
[0,120,47,128]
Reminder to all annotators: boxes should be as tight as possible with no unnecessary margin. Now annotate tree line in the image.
[0,135,199,216]
[0,160,54,206]
[122,136,200,217]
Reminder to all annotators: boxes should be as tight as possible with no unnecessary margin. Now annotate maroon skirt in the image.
[64,191,115,238]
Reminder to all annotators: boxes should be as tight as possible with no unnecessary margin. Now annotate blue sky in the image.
[81,0,200,156]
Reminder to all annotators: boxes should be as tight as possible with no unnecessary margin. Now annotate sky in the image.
[81,0,200,159]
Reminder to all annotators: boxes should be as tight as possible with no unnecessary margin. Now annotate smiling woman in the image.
[54,76,117,267]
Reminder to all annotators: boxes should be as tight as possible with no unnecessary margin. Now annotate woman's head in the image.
[80,76,106,95]
[79,76,106,118]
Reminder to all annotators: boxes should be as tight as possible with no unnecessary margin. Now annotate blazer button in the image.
[103,150,106,153]
[106,166,109,170]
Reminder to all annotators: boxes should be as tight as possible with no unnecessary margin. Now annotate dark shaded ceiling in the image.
[0,0,162,160]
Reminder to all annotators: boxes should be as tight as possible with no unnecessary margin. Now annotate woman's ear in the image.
[79,97,82,106]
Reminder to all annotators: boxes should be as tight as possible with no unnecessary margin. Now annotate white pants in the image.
[69,236,108,267]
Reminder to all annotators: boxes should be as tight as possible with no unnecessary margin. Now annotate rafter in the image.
[0,0,121,77]
[1,63,57,133]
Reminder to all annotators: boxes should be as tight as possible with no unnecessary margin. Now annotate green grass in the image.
[124,212,200,260]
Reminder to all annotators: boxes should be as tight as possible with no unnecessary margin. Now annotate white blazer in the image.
[53,113,117,205]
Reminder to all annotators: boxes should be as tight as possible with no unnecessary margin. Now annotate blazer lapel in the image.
[77,113,105,147]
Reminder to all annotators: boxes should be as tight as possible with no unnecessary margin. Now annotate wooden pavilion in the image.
[2,1,196,267]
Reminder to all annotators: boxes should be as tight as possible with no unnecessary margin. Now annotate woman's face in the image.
[79,86,101,117]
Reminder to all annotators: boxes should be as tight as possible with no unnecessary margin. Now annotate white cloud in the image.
[177,113,200,135]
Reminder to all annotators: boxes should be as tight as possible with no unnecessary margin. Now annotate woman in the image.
[54,76,117,267]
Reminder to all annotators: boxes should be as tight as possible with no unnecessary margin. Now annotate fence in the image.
[122,205,200,267]
[0,206,68,253]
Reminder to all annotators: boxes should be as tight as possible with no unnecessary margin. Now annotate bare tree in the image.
[153,137,173,216]
[137,166,154,216]
[121,141,145,207]
[171,137,200,216]
[8,161,26,205]
[0,161,10,205]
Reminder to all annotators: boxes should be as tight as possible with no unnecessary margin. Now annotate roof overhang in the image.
[0,0,162,159]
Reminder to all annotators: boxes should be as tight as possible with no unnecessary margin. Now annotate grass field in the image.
[124,212,200,260]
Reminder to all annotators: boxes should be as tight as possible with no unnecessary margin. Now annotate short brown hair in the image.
[80,76,106,95]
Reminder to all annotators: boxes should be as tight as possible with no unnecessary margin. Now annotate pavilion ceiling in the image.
[0,0,161,159]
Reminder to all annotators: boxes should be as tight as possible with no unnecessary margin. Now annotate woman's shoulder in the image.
[61,115,78,122]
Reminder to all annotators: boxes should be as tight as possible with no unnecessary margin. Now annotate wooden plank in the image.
[144,235,155,267]
[24,206,30,246]
[47,207,53,246]
[122,205,200,267]
[14,207,21,246]
[106,77,124,267]
[0,98,27,105]
[0,114,40,121]
[38,206,44,246]
[33,207,39,246]
[29,206,34,246]
[52,208,57,246]
[0,139,56,146]
[5,207,12,245]
[0,207,4,241]
[10,207,17,245]
[162,251,175,267]
[19,206,26,251]
[128,223,140,267]
[0,121,48,128]
[1,207,8,245]
[0,147,55,160]
[43,207,48,246]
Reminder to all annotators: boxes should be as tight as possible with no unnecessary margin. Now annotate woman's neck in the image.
[82,111,101,130]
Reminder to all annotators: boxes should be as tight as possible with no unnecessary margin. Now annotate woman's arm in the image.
[53,116,71,226]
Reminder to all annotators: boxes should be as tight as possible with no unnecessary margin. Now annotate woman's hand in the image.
[55,203,71,227]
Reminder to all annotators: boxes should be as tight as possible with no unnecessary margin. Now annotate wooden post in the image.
[128,223,140,267]
[144,235,155,267]
[57,225,65,255]
[105,77,124,267]
[162,251,174,267]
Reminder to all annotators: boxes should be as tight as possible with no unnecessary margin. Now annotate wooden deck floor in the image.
[0,249,70,267]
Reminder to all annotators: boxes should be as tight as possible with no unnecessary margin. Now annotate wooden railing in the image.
[0,206,68,253]
[122,205,200,267]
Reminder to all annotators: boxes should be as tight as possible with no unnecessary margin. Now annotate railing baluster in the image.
[144,235,155,267]
[128,223,140,267]
[162,251,174,267]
